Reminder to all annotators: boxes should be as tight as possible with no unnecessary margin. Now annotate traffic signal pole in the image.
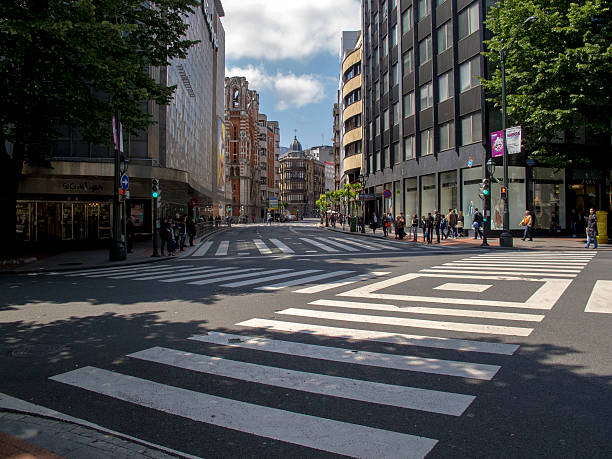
[109,113,126,261]
[152,179,160,257]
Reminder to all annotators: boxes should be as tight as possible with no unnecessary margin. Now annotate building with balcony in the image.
[15,0,226,246]
[279,137,325,217]
[339,31,364,187]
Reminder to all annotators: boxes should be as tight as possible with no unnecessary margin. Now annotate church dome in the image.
[289,135,302,152]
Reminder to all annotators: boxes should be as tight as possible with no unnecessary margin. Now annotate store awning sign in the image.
[506,126,522,154]
[491,131,504,157]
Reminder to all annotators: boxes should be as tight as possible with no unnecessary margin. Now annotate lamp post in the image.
[499,15,537,248]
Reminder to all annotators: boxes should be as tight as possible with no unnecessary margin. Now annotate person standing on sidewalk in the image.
[411,214,419,241]
[426,212,434,244]
[448,209,457,239]
[519,210,534,241]
[433,210,441,243]
[187,217,196,247]
[457,210,465,237]
[585,208,598,249]
[472,208,484,239]
[371,212,378,234]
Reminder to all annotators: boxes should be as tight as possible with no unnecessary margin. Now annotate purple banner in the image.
[491,131,504,158]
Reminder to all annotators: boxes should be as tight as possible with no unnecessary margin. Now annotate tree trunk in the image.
[0,138,24,259]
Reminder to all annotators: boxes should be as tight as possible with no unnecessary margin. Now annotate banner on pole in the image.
[491,131,504,158]
[506,126,522,154]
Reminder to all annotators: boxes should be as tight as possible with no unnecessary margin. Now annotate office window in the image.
[384,146,390,167]
[459,57,480,92]
[383,72,389,94]
[375,79,380,100]
[392,102,399,126]
[436,0,447,5]
[458,2,479,39]
[403,91,415,117]
[373,12,378,36]
[418,36,432,66]
[437,21,452,54]
[391,25,397,47]
[383,109,389,131]
[418,0,431,21]
[390,0,396,10]
[375,150,380,170]
[438,71,453,101]
[375,116,380,136]
[402,49,414,74]
[461,112,482,145]
[383,35,388,58]
[420,82,433,109]
[401,7,412,33]
[403,135,415,160]
[392,142,400,164]
[392,63,398,85]
[373,47,379,67]
[439,121,455,150]
[382,0,387,19]
[420,129,433,156]
[369,122,373,139]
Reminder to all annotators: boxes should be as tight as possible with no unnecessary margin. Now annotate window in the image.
[461,111,482,145]
[392,63,398,86]
[392,102,399,126]
[402,49,414,74]
[458,2,479,39]
[383,72,389,94]
[403,135,415,160]
[375,116,380,136]
[459,57,480,92]
[401,7,412,33]
[373,12,378,37]
[436,0,447,5]
[383,109,389,131]
[381,0,387,19]
[369,122,373,139]
[437,21,452,54]
[438,71,453,101]
[403,91,415,117]
[383,35,388,58]
[392,142,400,164]
[391,25,397,48]
[375,79,380,100]
[375,150,381,170]
[420,82,433,109]
[418,36,432,65]
[420,129,433,156]
[390,0,396,10]
[439,121,455,150]
[384,146,390,167]
[373,47,379,67]
[418,0,431,21]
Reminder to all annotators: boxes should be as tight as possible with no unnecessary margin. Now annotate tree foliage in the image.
[0,0,199,255]
[482,0,612,168]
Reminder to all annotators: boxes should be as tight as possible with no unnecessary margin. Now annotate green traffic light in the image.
[152,191,158,198]
[483,190,489,195]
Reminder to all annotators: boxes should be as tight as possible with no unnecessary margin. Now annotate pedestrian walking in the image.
[187,217,196,247]
[440,214,448,240]
[472,208,484,239]
[519,210,534,241]
[411,214,419,241]
[371,212,378,234]
[457,210,465,237]
[396,213,406,239]
[585,208,598,249]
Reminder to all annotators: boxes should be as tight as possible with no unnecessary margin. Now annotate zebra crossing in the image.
[189,235,421,257]
[51,263,391,292]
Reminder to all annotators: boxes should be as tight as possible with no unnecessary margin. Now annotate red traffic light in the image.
[500,186,507,199]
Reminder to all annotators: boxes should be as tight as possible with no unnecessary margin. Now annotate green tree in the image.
[482,0,612,168]
[0,0,199,255]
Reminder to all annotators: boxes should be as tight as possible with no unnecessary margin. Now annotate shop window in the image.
[404,177,418,217]
[421,174,436,214]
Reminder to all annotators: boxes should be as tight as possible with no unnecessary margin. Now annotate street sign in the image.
[467,157,473,167]
[383,189,391,198]
[121,174,129,190]
[359,194,376,200]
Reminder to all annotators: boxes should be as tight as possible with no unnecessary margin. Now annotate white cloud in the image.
[226,64,325,111]
[221,0,361,60]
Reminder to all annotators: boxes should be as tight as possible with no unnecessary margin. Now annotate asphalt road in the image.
[1,221,611,458]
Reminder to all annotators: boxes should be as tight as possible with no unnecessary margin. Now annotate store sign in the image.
[62,182,105,193]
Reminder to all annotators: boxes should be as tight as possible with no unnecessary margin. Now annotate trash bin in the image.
[596,211,608,244]
[350,217,357,232]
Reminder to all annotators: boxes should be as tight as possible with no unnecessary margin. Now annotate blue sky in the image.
[221,0,361,149]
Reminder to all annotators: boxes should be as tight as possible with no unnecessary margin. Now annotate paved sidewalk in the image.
[1,228,228,275]
[321,223,610,251]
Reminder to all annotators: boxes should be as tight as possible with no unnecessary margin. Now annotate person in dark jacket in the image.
[433,210,441,243]
[426,213,434,244]
[585,208,598,249]
[472,208,484,239]
[187,217,197,246]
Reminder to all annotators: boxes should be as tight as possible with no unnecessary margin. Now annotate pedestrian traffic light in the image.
[500,186,507,200]
[228,206,231,212]
[119,188,126,201]
[482,179,490,196]
[152,178,159,198]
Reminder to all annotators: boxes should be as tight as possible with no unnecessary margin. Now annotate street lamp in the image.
[499,15,537,248]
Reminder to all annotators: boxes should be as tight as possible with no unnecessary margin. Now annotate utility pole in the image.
[109,113,126,261]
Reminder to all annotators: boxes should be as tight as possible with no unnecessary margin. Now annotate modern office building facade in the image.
[15,0,226,246]
[361,0,611,232]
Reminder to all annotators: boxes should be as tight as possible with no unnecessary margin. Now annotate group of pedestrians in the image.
[159,214,197,256]
[370,209,467,244]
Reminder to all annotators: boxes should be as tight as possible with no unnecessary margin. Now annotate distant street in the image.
[1,221,611,458]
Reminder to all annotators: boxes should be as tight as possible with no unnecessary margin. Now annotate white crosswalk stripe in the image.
[253,239,272,255]
[160,267,263,283]
[188,268,292,286]
[293,271,390,294]
[221,269,322,288]
[64,264,172,277]
[299,237,339,253]
[269,238,294,254]
[132,266,231,281]
[314,237,360,251]
[330,236,400,251]
[192,240,213,256]
[255,270,355,291]
[215,240,229,256]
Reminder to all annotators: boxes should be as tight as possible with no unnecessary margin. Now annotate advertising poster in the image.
[506,126,522,154]
[491,130,504,158]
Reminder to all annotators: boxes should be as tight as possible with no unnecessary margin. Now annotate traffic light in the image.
[152,178,159,198]
[119,188,126,201]
[228,206,231,212]
[482,179,490,196]
[500,186,507,200]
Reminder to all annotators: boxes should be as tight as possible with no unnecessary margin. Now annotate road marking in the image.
[105,266,198,279]
[315,237,360,251]
[236,318,519,355]
[192,241,213,257]
[279,308,534,336]
[299,237,339,253]
[215,241,229,256]
[253,239,272,255]
[129,347,474,416]
[190,332,501,380]
[435,265,582,273]
[66,264,170,277]
[434,283,492,292]
[256,270,355,291]
[51,366,437,459]
[331,237,399,251]
[457,260,588,266]
[308,299,544,322]
[129,266,212,280]
[585,280,612,313]
[221,270,321,288]
[59,264,173,276]
[133,267,233,281]
[160,267,262,283]
[269,238,294,254]
[89,265,193,278]
[293,272,390,294]
[420,268,577,278]
[189,269,293,286]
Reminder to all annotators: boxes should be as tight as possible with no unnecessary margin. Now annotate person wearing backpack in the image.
[472,208,484,239]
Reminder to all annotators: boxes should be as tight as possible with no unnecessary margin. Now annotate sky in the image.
[220,0,361,149]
